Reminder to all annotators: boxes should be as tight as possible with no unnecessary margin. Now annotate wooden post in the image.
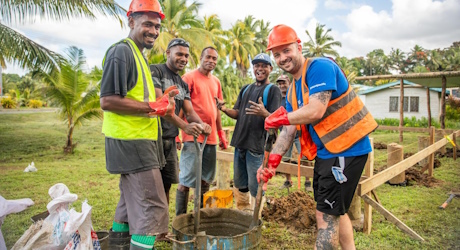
[427,88,431,128]
[363,138,374,234]
[388,143,405,185]
[216,128,231,190]
[347,189,361,221]
[399,79,404,143]
[418,137,429,167]
[428,126,435,177]
[453,133,457,161]
[440,76,446,129]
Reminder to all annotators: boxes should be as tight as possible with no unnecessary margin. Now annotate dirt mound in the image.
[262,191,316,232]
[374,142,387,149]
[405,167,443,187]
[436,148,460,159]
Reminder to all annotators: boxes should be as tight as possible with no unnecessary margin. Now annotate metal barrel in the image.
[171,208,262,250]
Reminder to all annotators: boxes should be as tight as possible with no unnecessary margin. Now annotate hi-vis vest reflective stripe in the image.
[102,38,159,140]
[287,58,378,157]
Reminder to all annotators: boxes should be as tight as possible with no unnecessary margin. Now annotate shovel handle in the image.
[439,194,455,209]
[193,135,208,234]
[252,129,277,227]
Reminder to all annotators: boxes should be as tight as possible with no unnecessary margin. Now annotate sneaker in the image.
[279,180,293,189]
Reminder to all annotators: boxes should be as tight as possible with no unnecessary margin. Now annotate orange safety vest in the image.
[287,58,378,160]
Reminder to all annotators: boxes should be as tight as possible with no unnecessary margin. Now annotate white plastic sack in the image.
[64,201,101,250]
[0,195,34,250]
[24,162,37,172]
[45,183,78,248]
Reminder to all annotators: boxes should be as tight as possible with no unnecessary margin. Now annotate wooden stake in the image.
[363,138,374,234]
[428,126,435,177]
[362,195,424,241]
[388,143,405,185]
[418,137,429,168]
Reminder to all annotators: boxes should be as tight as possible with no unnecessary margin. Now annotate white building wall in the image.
[363,87,441,119]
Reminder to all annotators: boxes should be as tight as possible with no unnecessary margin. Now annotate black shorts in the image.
[160,138,179,184]
[313,155,367,216]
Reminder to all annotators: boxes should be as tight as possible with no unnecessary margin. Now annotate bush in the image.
[375,116,441,128]
[28,99,43,108]
[1,97,17,109]
[221,113,236,127]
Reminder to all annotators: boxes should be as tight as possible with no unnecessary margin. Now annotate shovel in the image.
[250,129,277,229]
[193,135,208,235]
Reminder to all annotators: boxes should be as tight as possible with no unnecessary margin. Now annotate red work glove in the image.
[148,86,179,116]
[264,106,290,130]
[218,130,228,150]
[257,154,282,191]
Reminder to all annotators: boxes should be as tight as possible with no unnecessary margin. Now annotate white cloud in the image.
[339,0,460,58]
[324,0,348,10]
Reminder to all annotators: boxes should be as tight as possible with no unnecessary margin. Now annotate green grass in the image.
[1,113,459,249]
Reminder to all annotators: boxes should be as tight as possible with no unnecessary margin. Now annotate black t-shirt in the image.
[100,41,161,174]
[231,83,282,154]
[100,42,138,98]
[151,64,191,139]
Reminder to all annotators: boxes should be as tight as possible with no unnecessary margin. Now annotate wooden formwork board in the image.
[358,131,459,196]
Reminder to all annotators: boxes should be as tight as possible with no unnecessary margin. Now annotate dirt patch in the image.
[262,191,316,232]
[374,142,387,149]
[436,148,460,159]
[405,167,443,187]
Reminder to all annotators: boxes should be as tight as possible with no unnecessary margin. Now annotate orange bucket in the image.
[203,189,233,208]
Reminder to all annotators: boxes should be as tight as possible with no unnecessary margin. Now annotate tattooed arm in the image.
[270,125,297,156]
[287,90,332,125]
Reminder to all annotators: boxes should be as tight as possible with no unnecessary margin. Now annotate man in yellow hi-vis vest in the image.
[258,24,378,250]
[99,0,185,249]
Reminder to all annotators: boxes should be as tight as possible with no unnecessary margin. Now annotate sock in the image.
[112,221,129,232]
[131,234,156,249]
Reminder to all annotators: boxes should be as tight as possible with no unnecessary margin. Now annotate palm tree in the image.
[34,46,103,153]
[389,48,406,73]
[425,49,445,71]
[254,19,271,53]
[151,0,212,67]
[202,14,230,58]
[302,23,342,58]
[227,21,258,77]
[0,0,126,73]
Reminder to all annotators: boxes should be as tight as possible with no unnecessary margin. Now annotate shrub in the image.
[1,97,17,109]
[28,99,43,108]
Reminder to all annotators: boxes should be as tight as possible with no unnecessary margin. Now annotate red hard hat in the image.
[127,0,165,20]
[266,24,301,51]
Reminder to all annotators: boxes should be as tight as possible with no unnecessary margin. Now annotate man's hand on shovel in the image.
[257,154,282,191]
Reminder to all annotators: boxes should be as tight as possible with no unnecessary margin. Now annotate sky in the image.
[3,0,460,76]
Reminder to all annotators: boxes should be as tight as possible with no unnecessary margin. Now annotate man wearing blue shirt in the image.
[258,24,377,250]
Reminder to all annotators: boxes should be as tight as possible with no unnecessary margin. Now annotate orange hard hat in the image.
[127,0,165,20]
[266,24,301,51]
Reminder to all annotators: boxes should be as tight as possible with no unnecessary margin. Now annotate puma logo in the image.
[325,199,335,209]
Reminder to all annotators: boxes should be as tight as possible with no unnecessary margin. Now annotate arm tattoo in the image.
[311,91,332,106]
[272,127,296,155]
[316,213,339,250]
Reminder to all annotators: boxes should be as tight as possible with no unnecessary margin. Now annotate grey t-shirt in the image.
[100,40,161,174]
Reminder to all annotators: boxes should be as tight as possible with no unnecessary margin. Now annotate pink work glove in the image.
[257,154,282,191]
[148,86,179,116]
[218,130,229,150]
[264,107,290,130]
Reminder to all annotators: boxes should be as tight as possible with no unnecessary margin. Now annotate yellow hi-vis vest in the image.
[102,38,159,140]
[287,58,378,158]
